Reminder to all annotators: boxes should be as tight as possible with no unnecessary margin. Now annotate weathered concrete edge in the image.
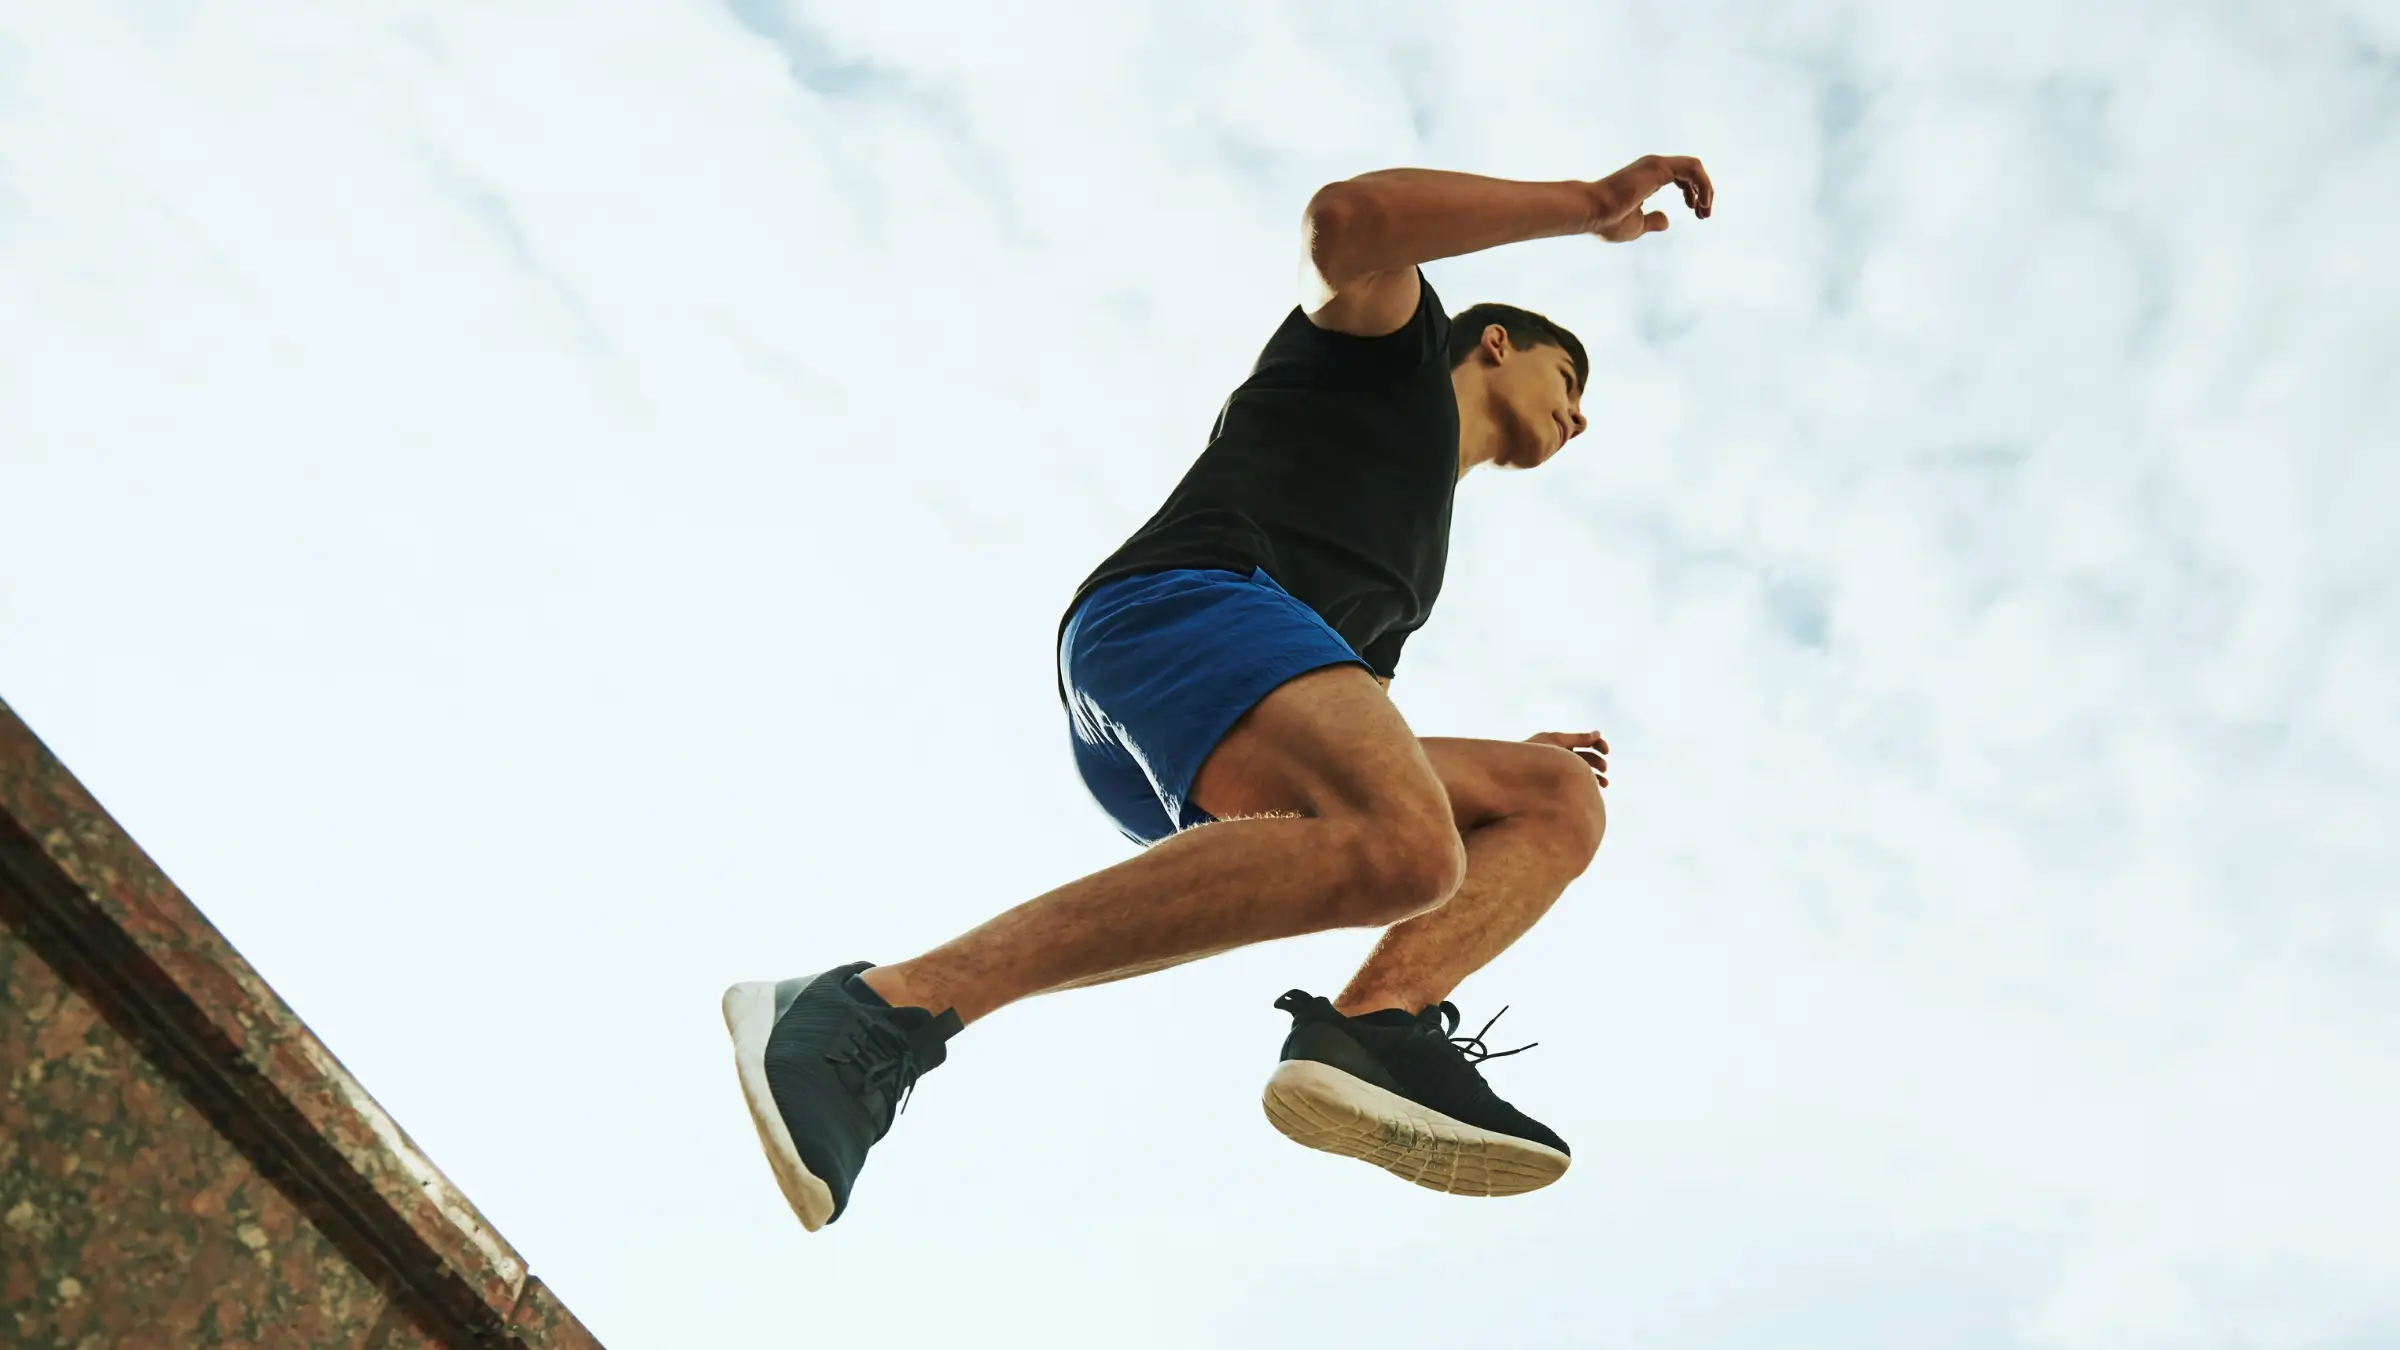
[0,696,603,1348]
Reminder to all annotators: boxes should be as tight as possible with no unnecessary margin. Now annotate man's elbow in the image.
[1304,180,1378,287]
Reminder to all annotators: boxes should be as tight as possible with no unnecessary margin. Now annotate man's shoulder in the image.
[1248,288,1450,391]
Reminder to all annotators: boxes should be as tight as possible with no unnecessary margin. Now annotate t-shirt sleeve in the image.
[1360,627,1412,680]
[1270,270,1452,375]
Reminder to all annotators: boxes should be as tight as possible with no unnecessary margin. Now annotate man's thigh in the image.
[1187,666,1445,823]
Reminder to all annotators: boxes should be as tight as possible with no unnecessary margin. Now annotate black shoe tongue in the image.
[897,1006,963,1069]
[831,970,962,1067]
[1350,1009,1420,1029]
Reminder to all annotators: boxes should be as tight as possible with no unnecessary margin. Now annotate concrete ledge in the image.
[1,697,602,1349]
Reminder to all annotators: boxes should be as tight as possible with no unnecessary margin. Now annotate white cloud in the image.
[3,1,2395,1346]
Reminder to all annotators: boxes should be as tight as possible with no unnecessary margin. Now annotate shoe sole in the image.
[1262,1059,1571,1197]
[722,981,836,1232]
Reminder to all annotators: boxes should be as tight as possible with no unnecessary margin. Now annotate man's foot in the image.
[721,961,962,1230]
[1262,989,1571,1197]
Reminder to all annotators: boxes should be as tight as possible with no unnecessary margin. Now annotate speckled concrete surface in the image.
[0,698,600,1349]
[3,923,456,1348]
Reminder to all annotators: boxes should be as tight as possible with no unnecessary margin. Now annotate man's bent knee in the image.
[1571,782,1606,863]
[1534,748,1607,866]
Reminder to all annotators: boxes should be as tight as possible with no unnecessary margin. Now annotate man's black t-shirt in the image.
[1064,273,1458,679]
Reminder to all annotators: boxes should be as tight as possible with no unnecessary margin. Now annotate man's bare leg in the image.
[1331,737,1606,1016]
[1203,732,1601,1195]
[859,667,1462,1026]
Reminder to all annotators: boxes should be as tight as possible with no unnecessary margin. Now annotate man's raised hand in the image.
[1589,154,1713,243]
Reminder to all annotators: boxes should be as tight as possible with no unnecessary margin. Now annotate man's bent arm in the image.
[1304,157,1711,336]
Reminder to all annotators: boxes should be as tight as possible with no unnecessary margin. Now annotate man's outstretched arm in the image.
[1302,155,1713,337]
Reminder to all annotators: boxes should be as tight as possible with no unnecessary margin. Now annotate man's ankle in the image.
[856,964,924,1011]
[1332,993,1425,1019]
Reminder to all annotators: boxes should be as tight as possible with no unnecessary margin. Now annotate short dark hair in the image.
[1447,303,1589,393]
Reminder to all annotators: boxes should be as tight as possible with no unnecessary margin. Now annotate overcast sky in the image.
[5,2,2397,1347]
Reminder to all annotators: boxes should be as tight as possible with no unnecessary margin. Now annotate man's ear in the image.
[1479,323,1512,366]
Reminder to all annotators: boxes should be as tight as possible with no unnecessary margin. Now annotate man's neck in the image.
[1451,366,1502,479]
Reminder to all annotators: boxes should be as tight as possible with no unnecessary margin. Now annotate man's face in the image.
[1488,335,1587,469]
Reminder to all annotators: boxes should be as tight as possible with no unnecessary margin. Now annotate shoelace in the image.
[834,1017,935,1118]
[1431,1000,1538,1065]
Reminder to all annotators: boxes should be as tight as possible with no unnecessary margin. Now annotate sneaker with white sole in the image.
[1261,989,1571,1197]
[721,961,961,1230]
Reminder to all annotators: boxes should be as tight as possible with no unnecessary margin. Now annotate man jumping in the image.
[724,153,1714,1230]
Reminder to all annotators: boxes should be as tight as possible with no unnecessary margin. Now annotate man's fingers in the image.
[1532,731,1610,788]
[1657,155,1712,218]
[1682,158,1714,217]
[1528,730,1610,753]
[1572,748,1609,789]
[1646,210,1669,233]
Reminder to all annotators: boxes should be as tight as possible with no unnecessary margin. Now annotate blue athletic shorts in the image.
[1058,566,1372,846]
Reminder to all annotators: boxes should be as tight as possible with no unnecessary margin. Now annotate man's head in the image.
[1447,303,1589,470]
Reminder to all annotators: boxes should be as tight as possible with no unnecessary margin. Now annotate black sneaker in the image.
[721,961,961,1230]
[1262,989,1571,1196]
